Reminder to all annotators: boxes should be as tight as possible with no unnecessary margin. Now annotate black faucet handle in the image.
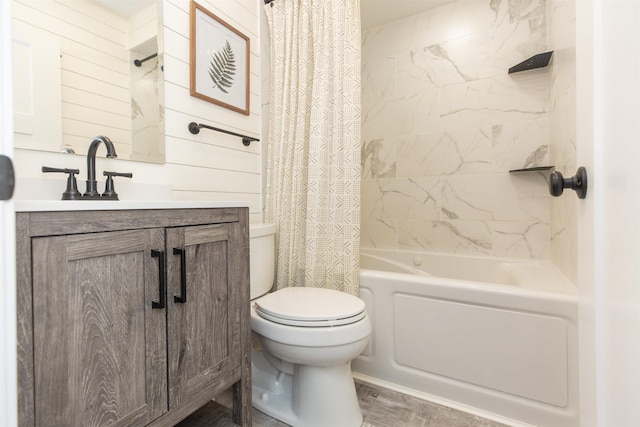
[42,166,80,175]
[102,171,133,200]
[42,166,82,200]
[104,171,133,179]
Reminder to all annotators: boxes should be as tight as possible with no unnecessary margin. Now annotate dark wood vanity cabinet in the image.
[30,228,168,426]
[165,223,245,411]
[16,208,251,427]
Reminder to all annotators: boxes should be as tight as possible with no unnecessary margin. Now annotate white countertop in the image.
[15,200,252,212]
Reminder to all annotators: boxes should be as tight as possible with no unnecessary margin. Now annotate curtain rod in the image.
[133,52,157,67]
[264,0,274,4]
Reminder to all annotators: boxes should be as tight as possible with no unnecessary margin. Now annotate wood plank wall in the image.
[162,0,262,216]
[12,0,264,223]
[13,0,136,156]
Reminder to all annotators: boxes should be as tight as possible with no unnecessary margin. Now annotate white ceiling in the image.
[89,0,155,18]
[360,0,455,30]
[89,0,453,32]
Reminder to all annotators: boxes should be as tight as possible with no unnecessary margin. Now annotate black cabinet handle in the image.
[151,250,166,309]
[173,248,187,303]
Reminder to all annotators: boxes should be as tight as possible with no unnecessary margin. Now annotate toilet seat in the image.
[254,287,366,327]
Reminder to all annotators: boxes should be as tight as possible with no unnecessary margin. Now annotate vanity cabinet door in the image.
[31,229,168,427]
[166,222,242,409]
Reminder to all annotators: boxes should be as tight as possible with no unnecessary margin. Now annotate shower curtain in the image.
[264,0,361,295]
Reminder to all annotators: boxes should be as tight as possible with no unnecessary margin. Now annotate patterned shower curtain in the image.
[264,0,361,295]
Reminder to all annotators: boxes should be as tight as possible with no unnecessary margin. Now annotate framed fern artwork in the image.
[190,1,250,115]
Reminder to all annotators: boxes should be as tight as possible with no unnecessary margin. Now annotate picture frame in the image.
[190,1,250,115]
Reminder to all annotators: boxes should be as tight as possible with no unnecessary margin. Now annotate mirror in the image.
[11,0,164,164]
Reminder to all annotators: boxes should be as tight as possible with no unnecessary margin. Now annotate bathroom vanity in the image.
[15,203,251,427]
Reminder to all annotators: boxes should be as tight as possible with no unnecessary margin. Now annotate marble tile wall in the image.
[361,0,565,260]
[130,55,162,163]
[548,0,577,282]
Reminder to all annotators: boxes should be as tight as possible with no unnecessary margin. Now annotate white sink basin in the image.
[14,177,252,211]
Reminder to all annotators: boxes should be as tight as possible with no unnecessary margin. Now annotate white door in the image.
[0,0,17,426]
[577,2,640,426]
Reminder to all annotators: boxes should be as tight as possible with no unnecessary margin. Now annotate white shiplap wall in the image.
[13,0,264,223]
[162,0,262,219]
[12,0,134,155]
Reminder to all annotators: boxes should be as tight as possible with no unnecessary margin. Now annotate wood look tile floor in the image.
[178,380,511,427]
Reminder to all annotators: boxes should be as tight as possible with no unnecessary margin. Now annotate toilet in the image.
[249,223,371,427]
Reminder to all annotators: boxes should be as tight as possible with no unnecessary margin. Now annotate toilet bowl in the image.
[249,224,371,427]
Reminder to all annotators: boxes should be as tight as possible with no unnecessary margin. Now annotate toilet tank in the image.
[249,223,276,299]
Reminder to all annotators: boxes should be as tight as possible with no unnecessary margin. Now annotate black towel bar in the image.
[188,122,259,146]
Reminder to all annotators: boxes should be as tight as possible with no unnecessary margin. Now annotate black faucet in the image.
[84,136,117,198]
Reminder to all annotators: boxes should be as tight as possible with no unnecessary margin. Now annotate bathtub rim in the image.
[360,247,578,299]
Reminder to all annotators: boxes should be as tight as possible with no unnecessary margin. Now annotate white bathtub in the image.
[352,248,579,427]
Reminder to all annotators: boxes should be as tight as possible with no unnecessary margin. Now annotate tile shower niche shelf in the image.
[508,51,554,74]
